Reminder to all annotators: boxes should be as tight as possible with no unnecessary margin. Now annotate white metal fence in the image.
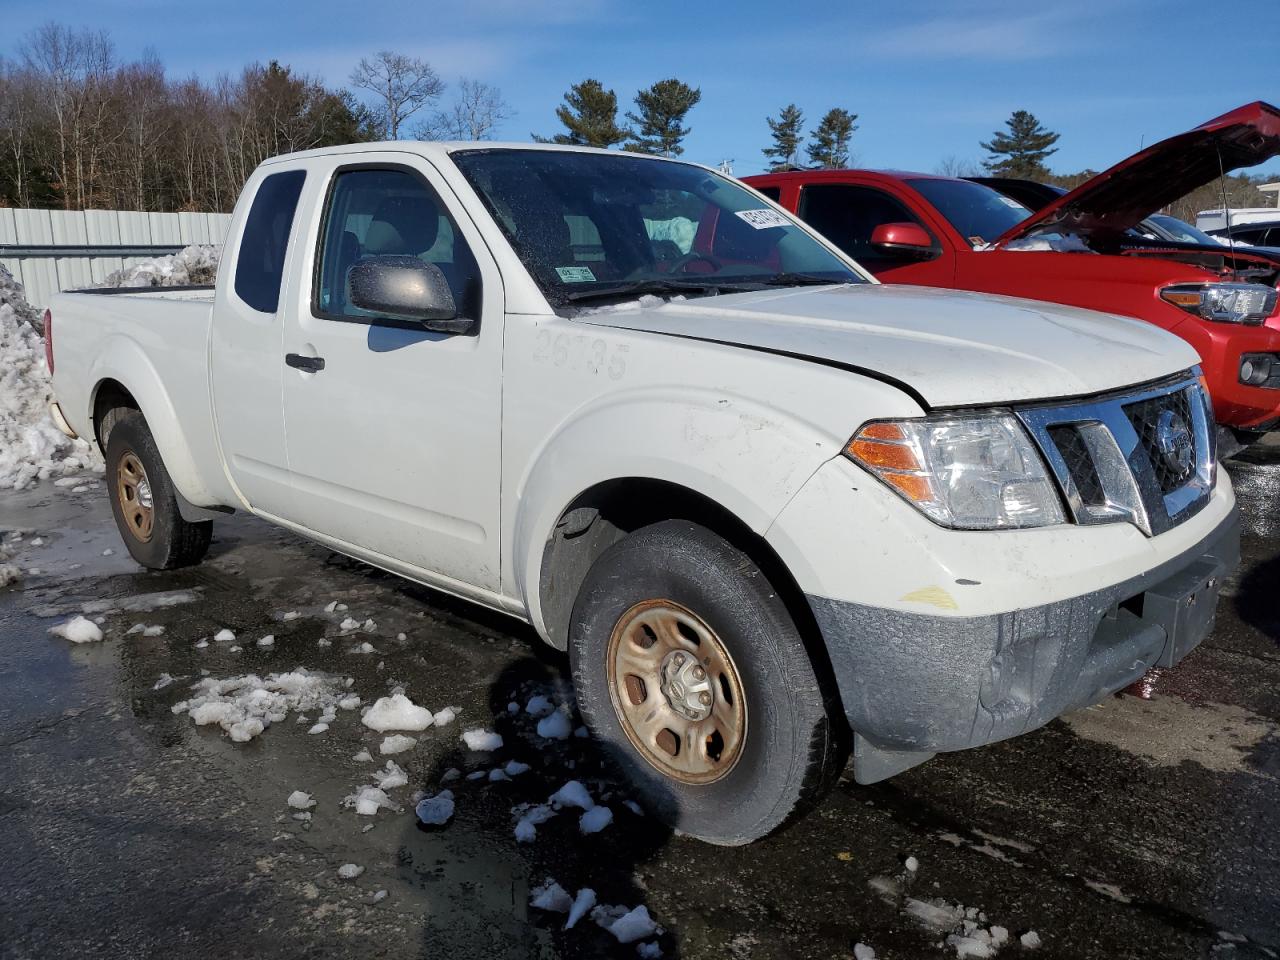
[0,207,233,308]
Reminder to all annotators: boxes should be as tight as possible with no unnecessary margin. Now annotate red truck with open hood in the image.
[747,102,1280,437]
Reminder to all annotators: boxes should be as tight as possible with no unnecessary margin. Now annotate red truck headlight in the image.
[1160,282,1277,325]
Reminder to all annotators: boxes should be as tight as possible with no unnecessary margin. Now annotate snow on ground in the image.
[48,614,104,643]
[171,669,350,743]
[343,785,399,816]
[536,710,573,740]
[868,867,1031,959]
[0,264,103,490]
[101,244,220,289]
[337,863,365,880]
[579,805,613,834]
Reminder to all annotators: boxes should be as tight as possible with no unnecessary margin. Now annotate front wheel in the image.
[105,410,212,570]
[569,520,846,845]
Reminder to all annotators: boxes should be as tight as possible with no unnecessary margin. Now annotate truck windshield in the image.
[907,178,1032,246]
[452,148,863,306]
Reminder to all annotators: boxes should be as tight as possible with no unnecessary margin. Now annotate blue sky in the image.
[2,0,1276,178]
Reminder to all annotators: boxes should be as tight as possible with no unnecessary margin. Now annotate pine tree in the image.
[806,108,857,169]
[536,79,628,149]
[624,78,701,157]
[980,110,1060,179]
[762,104,804,171]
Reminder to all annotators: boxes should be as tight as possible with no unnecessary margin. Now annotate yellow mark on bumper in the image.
[899,586,958,610]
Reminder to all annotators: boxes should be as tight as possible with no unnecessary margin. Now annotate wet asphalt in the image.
[1,447,1277,960]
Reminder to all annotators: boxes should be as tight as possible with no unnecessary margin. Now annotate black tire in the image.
[104,410,211,570]
[568,519,846,845]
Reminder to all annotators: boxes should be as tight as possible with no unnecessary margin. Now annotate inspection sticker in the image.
[735,208,792,230]
[996,195,1024,209]
[555,265,597,282]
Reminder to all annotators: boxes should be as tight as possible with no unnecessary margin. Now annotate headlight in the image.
[845,415,1066,529]
[1160,282,1277,325]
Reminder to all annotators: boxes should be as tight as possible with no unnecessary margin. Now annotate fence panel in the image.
[0,207,233,307]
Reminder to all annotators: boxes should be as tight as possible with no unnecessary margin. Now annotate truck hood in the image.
[996,101,1280,245]
[575,284,1196,409]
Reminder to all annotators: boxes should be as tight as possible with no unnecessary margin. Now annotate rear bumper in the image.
[806,502,1240,783]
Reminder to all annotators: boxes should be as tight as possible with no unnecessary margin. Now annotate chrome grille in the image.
[1016,373,1214,537]
[1047,425,1105,507]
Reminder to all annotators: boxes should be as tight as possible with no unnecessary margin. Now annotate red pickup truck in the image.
[746,102,1280,438]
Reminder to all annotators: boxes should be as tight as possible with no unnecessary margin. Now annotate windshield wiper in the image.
[752,273,854,287]
[561,279,758,303]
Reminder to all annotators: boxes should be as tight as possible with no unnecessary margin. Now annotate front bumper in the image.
[805,502,1240,783]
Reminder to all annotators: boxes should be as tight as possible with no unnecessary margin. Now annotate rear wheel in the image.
[105,410,211,570]
[569,520,845,845]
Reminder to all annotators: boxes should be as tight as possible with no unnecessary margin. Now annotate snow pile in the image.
[171,669,350,743]
[362,693,434,732]
[48,614,104,643]
[102,244,220,288]
[0,264,102,490]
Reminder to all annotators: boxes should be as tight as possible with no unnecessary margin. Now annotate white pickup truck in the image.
[47,143,1239,844]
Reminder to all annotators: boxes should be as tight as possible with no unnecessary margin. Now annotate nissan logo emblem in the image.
[1155,410,1194,474]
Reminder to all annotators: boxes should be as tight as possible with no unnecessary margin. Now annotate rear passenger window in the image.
[797,183,930,273]
[314,167,481,324]
[234,170,305,313]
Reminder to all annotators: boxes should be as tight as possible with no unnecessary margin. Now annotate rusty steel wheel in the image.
[607,598,747,785]
[115,450,155,543]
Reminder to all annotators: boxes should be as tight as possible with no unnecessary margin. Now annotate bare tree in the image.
[349,51,443,140]
[420,78,512,141]
[935,155,982,178]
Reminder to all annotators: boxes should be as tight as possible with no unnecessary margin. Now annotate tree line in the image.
[0,25,512,212]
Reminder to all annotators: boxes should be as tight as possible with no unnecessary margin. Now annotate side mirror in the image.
[346,256,473,334]
[870,222,936,259]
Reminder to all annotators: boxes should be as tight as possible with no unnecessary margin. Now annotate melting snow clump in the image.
[461,728,503,751]
[343,785,398,816]
[362,693,434,732]
[415,790,455,825]
[287,791,316,810]
[549,780,594,811]
[1020,932,1041,949]
[580,805,613,834]
[171,669,348,743]
[854,945,876,960]
[565,888,597,929]
[530,880,573,913]
[48,615,104,643]
[537,710,573,740]
[380,734,418,755]
[337,863,365,880]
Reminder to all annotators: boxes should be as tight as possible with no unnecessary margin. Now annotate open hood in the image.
[575,284,1196,409]
[995,101,1280,246]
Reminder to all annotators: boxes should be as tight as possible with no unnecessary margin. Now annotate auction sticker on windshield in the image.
[556,266,597,283]
[735,209,792,229]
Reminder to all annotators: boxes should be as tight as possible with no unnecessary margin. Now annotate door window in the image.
[797,183,934,272]
[234,170,305,313]
[315,167,481,323]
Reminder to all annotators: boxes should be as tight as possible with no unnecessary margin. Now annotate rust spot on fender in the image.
[899,586,958,610]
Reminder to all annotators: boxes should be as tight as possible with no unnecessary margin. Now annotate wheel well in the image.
[92,380,140,453]
[537,478,847,732]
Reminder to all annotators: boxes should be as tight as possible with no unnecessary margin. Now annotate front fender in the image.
[89,336,221,507]
[511,385,844,639]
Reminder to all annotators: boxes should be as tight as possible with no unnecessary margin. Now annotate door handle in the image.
[285,353,325,372]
